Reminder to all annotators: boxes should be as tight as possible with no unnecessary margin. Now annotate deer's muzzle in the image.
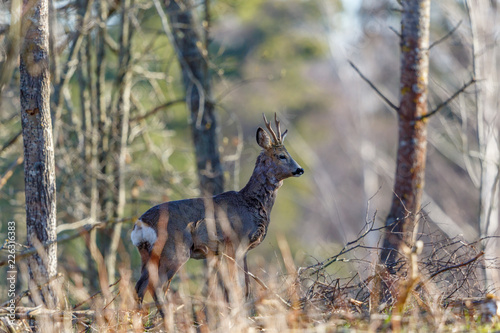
[292,167,304,176]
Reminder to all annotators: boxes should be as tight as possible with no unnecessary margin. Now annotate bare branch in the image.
[429,21,462,50]
[417,78,476,120]
[0,273,64,307]
[222,253,291,308]
[72,278,122,310]
[428,251,484,281]
[0,130,22,156]
[303,214,409,275]
[0,155,23,190]
[348,61,399,113]
[129,99,185,122]
[0,217,136,268]
[215,77,272,102]
[389,26,401,37]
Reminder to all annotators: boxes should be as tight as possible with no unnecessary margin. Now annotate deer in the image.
[131,113,304,312]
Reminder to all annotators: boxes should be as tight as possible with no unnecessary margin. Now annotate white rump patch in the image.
[131,220,157,247]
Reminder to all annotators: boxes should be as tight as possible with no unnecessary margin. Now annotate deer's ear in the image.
[256,127,272,149]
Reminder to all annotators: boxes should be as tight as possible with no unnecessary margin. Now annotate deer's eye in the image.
[278,154,287,160]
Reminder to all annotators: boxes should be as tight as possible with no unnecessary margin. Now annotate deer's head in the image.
[256,114,304,182]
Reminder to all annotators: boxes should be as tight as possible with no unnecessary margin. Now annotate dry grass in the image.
[1,222,500,332]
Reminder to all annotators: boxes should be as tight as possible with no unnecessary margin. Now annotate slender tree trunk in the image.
[97,0,111,219]
[164,0,224,196]
[468,0,500,293]
[379,0,431,295]
[51,0,93,147]
[20,0,58,308]
[48,0,60,88]
[84,10,101,291]
[107,0,134,282]
[78,35,99,291]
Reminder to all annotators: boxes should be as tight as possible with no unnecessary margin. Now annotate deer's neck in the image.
[240,154,282,219]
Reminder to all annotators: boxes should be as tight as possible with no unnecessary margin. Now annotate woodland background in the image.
[0,0,499,330]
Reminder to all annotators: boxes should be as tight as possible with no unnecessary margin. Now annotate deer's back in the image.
[139,191,263,232]
[139,198,206,231]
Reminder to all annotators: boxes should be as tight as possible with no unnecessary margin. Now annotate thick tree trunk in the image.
[20,0,58,308]
[379,0,431,277]
[165,0,224,196]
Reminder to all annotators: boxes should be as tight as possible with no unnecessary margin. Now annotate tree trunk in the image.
[20,0,58,308]
[107,0,134,283]
[164,0,224,196]
[77,34,100,291]
[468,0,500,293]
[96,0,111,219]
[51,0,93,147]
[379,0,431,284]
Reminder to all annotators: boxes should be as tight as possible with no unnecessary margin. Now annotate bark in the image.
[20,0,58,308]
[468,0,500,292]
[164,0,224,196]
[380,0,431,272]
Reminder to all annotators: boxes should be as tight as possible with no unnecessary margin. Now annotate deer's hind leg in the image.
[149,232,192,315]
[134,261,167,318]
[135,243,155,306]
[135,231,192,316]
[135,267,150,305]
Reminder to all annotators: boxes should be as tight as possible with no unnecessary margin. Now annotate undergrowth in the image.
[1,219,499,332]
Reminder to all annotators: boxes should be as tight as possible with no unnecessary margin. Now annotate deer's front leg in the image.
[243,253,250,299]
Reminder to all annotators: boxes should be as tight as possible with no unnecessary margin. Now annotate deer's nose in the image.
[292,168,304,176]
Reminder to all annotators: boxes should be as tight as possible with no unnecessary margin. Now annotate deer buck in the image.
[131,114,304,310]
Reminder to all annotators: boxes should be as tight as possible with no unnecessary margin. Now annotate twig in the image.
[0,230,92,268]
[0,307,120,320]
[0,131,22,156]
[0,273,64,307]
[389,26,401,38]
[221,253,292,308]
[73,278,122,310]
[129,99,185,122]
[215,77,273,103]
[348,60,399,112]
[56,218,101,234]
[304,215,408,275]
[429,21,462,50]
[427,251,484,281]
[417,77,476,120]
[0,156,23,190]
[412,250,485,298]
[0,217,136,267]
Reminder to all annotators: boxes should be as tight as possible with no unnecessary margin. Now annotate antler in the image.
[262,113,288,145]
[274,114,281,142]
[262,113,280,144]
